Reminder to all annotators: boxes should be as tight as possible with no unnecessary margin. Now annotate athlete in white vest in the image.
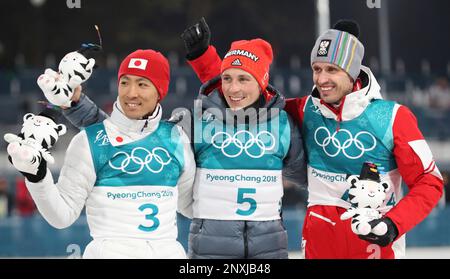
[7,49,195,258]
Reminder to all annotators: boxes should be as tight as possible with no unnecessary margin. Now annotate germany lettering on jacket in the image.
[224,49,259,62]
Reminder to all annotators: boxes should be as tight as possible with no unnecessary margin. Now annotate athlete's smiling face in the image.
[312,62,354,106]
[221,68,261,110]
[118,74,159,119]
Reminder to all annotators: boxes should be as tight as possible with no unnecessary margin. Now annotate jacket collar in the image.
[311,66,382,121]
[109,99,162,134]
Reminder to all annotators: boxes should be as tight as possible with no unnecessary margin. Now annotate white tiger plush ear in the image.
[86,58,96,71]
[4,133,21,143]
[56,124,67,136]
[381,181,391,193]
[347,175,360,185]
[23,113,34,122]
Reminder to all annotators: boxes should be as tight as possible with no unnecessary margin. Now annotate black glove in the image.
[358,217,399,247]
[180,17,211,60]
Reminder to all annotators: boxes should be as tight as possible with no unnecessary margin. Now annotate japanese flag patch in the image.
[128,58,148,70]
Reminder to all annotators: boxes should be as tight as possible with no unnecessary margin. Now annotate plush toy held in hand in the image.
[340,162,391,236]
[4,109,67,182]
[37,43,100,107]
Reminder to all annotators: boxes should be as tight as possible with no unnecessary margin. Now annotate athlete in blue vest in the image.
[284,21,444,258]
[179,36,307,259]
[7,49,195,258]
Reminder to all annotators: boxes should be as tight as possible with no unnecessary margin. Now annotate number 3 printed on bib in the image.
[138,203,160,232]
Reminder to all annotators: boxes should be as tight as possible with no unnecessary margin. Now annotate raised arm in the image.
[37,48,109,129]
[181,17,222,83]
[62,91,109,129]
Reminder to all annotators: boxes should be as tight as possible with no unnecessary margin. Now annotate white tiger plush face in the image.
[21,113,67,150]
[347,175,390,209]
[59,51,95,84]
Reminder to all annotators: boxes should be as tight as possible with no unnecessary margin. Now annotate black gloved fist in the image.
[358,217,399,247]
[180,17,211,60]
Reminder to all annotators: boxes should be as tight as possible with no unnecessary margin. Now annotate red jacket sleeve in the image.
[385,105,443,237]
[187,45,222,84]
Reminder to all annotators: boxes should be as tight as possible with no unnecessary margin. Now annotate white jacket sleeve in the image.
[25,130,96,229]
[176,125,195,219]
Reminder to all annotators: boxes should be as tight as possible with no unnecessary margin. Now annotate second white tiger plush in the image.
[340,162,391,236]
[4,109,66,180]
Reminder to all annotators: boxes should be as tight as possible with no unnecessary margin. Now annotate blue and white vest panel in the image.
[192,109,291,220]
[84,121,184,240]
[303,97,402,212]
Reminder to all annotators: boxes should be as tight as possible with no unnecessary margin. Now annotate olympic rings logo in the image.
[108,147,172,174]
[211,130,276,158]
[313,127,376,159]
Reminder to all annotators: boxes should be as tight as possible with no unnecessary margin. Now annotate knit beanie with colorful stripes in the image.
[311,20,364,81]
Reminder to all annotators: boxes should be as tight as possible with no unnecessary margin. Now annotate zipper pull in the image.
[141,119,148,133]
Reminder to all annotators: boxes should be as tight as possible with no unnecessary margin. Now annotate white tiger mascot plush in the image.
[340,162,391,236]
[4,109,66,181]
[37,43,99,107]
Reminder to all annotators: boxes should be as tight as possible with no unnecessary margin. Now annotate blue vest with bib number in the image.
[192,109,291,220]
[82,121,185,239]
